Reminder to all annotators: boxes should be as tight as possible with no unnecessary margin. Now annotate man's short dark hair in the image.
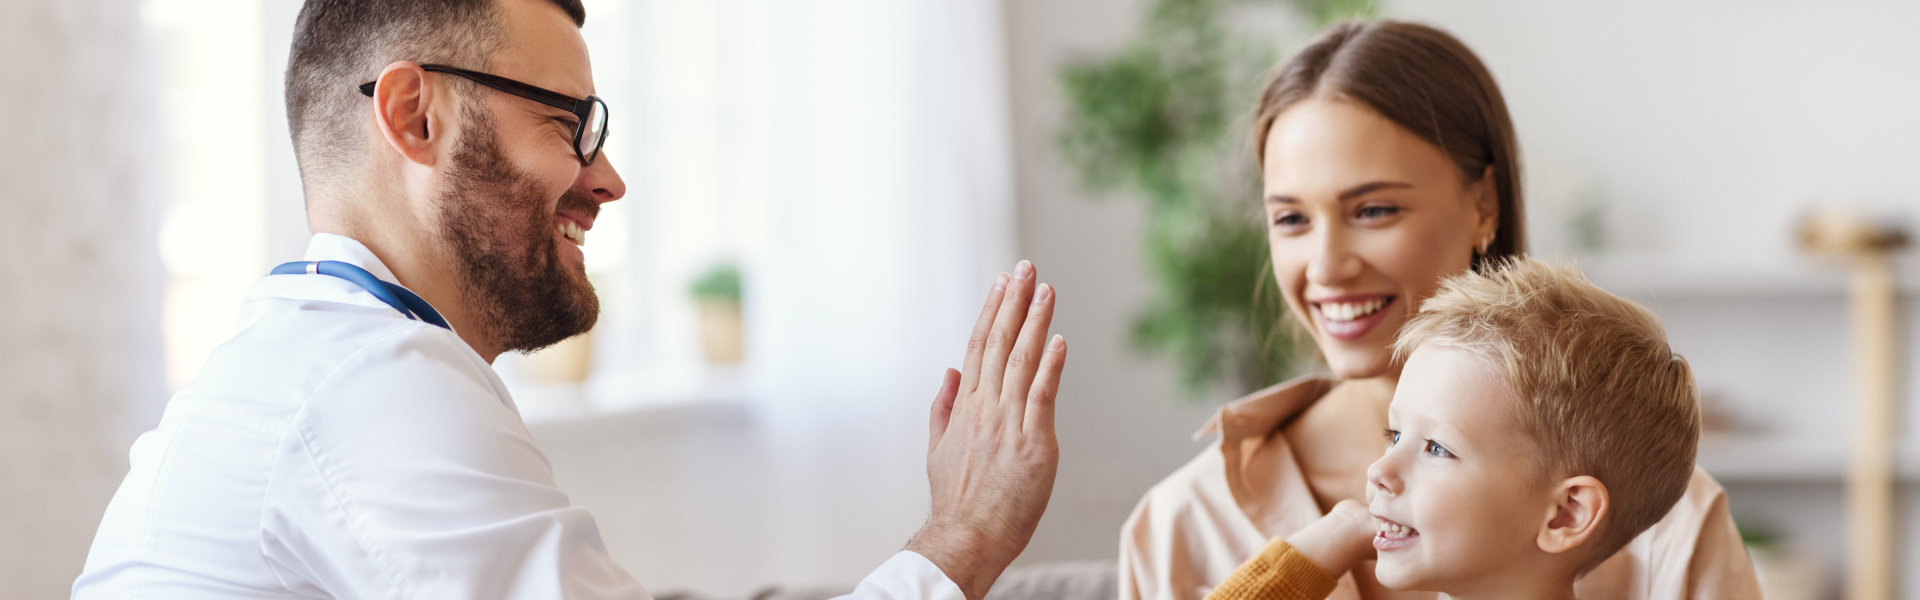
[284,0,586,191]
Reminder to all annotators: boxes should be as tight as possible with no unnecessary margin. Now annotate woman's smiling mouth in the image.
[1310,294,1396,341]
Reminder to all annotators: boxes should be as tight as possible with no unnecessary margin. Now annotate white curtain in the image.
[592,0,1018,592]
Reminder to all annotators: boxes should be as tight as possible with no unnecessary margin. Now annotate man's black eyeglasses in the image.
[359,64,609,166]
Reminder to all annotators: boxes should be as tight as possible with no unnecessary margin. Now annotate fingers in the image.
[958,274,1009,395]
[999,282,1056,419]
[976,261,1037,405]
[928,368,960,454]
[1023,334,1067,437]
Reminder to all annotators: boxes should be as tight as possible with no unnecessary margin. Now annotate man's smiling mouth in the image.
[557,220,586,246]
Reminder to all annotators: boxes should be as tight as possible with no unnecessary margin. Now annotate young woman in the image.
[1117,20,1760,600]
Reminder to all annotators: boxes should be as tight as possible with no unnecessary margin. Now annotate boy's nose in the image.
[1366,451,1401,497]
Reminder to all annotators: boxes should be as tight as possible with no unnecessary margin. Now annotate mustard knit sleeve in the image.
[1204,538,1338,600]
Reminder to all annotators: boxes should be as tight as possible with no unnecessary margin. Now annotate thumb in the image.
[928,368,960,454]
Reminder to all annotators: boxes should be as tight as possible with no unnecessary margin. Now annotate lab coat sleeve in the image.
[259,328,649,599]
[833,551,966,600]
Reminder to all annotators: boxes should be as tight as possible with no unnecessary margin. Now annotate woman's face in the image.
[1261,98,1497,380]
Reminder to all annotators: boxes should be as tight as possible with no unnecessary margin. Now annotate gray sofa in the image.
[656,560,1118,600]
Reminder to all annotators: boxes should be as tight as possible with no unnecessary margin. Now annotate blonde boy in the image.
[1209,258,1702,600]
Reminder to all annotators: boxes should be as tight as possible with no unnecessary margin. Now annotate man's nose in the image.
[579,150,626,204]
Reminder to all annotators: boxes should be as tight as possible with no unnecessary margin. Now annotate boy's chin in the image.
[1370,556,1426,591]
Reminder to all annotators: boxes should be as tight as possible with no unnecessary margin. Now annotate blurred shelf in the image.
[1575,255,1920,300]
[1697,434,1920,483]
[509,364,754,425]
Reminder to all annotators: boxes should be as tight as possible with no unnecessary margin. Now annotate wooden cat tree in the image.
[1800,210,1908,600]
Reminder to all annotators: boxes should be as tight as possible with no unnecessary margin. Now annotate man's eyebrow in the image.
[1265,180,1414,204]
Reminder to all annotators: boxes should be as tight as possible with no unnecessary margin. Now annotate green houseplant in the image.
[689,262,744,364]
[1055,0,1376,397]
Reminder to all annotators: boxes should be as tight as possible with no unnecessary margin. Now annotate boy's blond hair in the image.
[1393,258,1700,572]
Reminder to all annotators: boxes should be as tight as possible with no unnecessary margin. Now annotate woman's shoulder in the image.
[1124,374,1340,537]
[1194,374,1339,440]
[1577,467,1762,598]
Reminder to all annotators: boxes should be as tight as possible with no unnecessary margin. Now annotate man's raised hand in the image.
[907,260,1067,600]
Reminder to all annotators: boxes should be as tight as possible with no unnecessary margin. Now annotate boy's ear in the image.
[1537,475,1608,555]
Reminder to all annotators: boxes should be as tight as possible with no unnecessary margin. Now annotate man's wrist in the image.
[904,520,1010,600]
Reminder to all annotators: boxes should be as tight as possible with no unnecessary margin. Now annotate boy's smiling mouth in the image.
[1373,514,1420,551]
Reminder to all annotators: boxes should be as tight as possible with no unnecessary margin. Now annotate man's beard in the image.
[436,106,600,354]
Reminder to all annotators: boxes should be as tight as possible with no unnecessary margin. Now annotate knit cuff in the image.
[1204,539,1339,600]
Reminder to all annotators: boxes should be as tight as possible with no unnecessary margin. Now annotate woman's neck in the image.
[1340,374,1398,420]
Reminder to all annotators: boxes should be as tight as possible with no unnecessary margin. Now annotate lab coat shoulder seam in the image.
[290,407,418,600]
[279,326,437,600]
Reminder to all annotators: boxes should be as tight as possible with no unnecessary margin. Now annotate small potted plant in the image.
[689,262,744,365]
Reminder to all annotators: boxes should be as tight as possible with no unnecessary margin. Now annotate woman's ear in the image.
[1537,475,1608,555]
[369,61,440,167]
[1473,164,1499,248]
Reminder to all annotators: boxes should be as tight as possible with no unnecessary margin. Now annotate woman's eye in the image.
[1424,440,1455,458]
[1356,205,1400,220]
[1271,212,1307,228]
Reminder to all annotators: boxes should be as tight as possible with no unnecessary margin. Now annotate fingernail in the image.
[1050,334,1066,351]
[1036,283,1053,303]
[993,273,1008,291]
[1015,260,1033,280]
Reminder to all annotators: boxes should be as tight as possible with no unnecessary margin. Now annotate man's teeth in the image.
[558,221,586,246]
[1321,298,1386,322]
[1378,520,1415,537]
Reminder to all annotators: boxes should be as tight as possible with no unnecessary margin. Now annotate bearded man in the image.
[73,1,1069,598]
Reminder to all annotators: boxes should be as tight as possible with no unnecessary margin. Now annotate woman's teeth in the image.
[1320,298,1386,322]
[558,221,586,246]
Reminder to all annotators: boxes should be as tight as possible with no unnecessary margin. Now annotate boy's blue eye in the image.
[1424,440,1455,459]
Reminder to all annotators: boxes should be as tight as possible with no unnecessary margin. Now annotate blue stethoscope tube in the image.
[270,260,451,330]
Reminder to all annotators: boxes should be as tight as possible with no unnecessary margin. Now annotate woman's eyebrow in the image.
[1265,180,1413,205]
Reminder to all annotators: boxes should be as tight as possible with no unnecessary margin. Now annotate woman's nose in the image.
[1304,225,1362,285]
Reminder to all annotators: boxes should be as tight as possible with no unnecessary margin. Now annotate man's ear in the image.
[1537,475,1608,555]
[369,62,440,167]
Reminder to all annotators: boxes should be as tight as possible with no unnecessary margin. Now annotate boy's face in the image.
[1366,345,1559,593]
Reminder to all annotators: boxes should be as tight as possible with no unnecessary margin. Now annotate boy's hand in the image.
[1286,499,1377,578]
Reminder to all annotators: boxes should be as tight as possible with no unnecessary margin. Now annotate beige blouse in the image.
[1118,376,1762,600]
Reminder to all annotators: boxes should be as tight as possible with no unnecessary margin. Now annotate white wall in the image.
[998,0,1258,569]
[0,1,166,598]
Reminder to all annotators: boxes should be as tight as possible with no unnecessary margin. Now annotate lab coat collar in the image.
[304,232,402,284]
[250,233,456,336]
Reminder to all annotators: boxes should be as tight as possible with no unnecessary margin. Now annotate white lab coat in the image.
[74,233,963,600]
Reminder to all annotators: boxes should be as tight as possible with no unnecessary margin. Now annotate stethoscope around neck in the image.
[271,260,451,330]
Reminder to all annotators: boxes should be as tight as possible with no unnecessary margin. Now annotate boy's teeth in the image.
[1377,521,1415,537]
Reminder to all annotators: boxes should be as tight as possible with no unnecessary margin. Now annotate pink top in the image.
[1119,376,1762,600]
